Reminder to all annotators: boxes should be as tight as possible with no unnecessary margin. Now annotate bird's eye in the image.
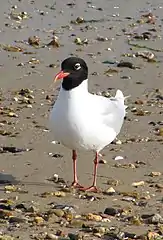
[74,63,81,70]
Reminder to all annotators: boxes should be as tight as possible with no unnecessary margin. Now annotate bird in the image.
[49,57,127,192]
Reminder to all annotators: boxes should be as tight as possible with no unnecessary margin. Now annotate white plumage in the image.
[50,80,126,152]
[49,57,127,192]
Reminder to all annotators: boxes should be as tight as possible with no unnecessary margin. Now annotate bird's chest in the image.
[50,95,92,149]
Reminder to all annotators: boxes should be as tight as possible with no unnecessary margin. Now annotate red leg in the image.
[79,152,100,193]
[71,150,83,188]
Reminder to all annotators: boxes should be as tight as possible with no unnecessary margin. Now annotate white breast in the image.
[49,80,124,152]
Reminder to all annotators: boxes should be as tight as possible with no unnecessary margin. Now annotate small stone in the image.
[50,174,59,182]
[26,104,32,108]
[99,159,107,164]
[13,97,19,102]
[122,196,136,202]
[52,153,63,158]
[70,219,84,228]
[104,207,120,216]
[97,36,109,41]
[93,233,102,238]
[86,213,102,221]
[117,61,136,69]
[147,232,160,240]
[46,233,58,239]
[28,36,40,46]
[149,171,161,177]
[53,191,66,197]
[93,226,106,234]
[27,205,39,213]
[8,112,18,117]
[68,233,83,240]
[105,187,116,195]
[76,17,84,24]
[132,181,145,187]
[52,209,64,217]
[49,64,57,68]
[135,50,155,60]
[4,185,17,192]
[53,204,76,214]
[135,99,144,105]
[148,214,163,224]
[34,216,44,224]
[107,178,119,186]
[115,140,122,145]
[114,156,124,161]
[47,214,59,223]
[155,183,163,189]
[9,216,27,223]
[47,36,60,47]
[0,235,14,240]
[74,37,82,45]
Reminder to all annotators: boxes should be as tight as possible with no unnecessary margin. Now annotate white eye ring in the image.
[74,63,81,70]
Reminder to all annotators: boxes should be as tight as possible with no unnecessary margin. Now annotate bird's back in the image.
[89,89,126,136]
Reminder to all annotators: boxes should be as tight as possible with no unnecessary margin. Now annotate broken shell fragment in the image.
[149,171,161,177]
[28,36,40,46]
[47,36,60,47]
[114,156,124,161]
[1,45,24,52]
[135,50,155,60]
[132,181,145,187]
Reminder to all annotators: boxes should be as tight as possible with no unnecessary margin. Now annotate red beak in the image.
[54,70,70,82]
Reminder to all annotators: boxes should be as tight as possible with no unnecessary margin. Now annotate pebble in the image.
[53,205,76,214]
[113,155,124,161]
[115,139,122,145]
[46,233,59,239]
[122,196,136,202]
[70,219,84,228]
[50,174,59,182]
[47,214,59,223]
[104,207,120,216]
[86,213,102,221]
[34,216,44,224]
[99,159,107,164]
[104,187,116,195]
[132,181,145,187]
[149,171,161,177]
[9,216,27,223]
[147,213,163,224]
[53,191,66,197]
[27,205,39,213]
[0,235,14,240]
[107,178,119,186]
[155,183,163,189]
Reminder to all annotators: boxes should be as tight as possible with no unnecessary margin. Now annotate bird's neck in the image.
[59,79,88,98]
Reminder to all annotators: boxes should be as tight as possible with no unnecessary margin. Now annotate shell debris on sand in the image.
[1,0,163,239]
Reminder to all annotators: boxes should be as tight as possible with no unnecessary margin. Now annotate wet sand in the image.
[1,0,163,239]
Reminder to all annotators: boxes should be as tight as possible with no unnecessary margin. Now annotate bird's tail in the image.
[115,90,124,99]
[115,90,130,109]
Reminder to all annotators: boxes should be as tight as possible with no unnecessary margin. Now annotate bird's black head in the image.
[54,57,88,91]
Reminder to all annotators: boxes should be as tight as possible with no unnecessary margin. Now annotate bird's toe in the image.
[79,185,101,193]
[71,182,83,189]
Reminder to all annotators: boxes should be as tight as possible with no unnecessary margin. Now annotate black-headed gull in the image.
[49,57,126,192]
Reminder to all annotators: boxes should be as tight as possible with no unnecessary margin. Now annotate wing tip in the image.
[115,89,124,99]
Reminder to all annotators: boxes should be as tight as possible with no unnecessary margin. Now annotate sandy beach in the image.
[1,0,163,239]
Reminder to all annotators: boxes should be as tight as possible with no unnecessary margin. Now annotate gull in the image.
[49,57,127,192]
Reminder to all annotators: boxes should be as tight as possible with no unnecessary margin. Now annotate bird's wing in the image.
[90,90,127,135]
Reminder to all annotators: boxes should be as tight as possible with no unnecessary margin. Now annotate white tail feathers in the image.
[115,90,130,110]
[115,90,124,99]
[115,90,130,100]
